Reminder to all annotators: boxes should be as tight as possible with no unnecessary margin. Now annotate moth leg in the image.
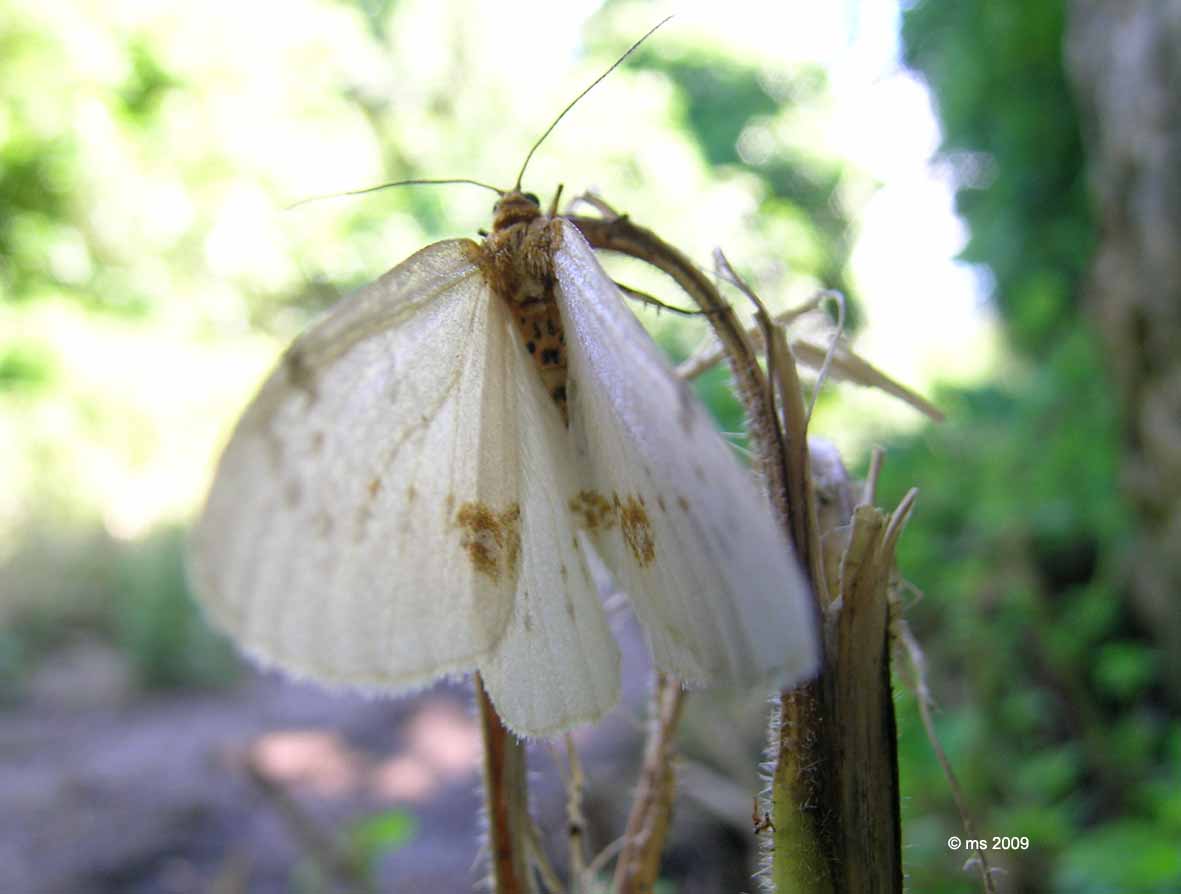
[546,183,564,219]
[613,280,704,317]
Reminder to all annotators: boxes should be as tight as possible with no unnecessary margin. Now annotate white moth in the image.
[190,189,818,738]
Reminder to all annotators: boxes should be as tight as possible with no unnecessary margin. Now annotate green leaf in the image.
[348,809,419,867]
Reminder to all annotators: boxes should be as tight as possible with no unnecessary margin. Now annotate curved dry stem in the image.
[566,212,791,533]
[714,251,826,606]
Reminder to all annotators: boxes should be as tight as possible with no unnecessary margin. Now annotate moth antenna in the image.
[514,15,674,190]
[286,177,504,211]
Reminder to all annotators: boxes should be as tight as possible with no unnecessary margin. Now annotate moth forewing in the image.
[189,240,522,690]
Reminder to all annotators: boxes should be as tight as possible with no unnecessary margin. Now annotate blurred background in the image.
[2,0,1178,891]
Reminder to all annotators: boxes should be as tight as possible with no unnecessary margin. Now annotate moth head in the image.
[492,190,543,232]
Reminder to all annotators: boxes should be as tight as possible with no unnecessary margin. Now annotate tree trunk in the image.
[1065,0,1181,705]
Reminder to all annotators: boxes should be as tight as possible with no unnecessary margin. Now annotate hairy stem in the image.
[476,673,535,894]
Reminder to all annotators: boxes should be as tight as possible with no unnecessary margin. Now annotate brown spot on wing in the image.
[617,494,656,567]
[569,490,616,530]
[368,478,382,499]
[455,501,522,582]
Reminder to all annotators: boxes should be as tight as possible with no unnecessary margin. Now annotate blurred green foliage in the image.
[631,48,855,314]
[901,0,1093,356]
[891,1,1179,890]
[881,331,1180,890]
[114,526,241,690]
[0,524,240,696]
[292,807,418,893]
[348,809,418,873]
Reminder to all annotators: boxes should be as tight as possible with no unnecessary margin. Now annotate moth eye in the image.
[523,192,540,207]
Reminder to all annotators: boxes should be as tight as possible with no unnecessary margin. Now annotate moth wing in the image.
[479,316,621,737]
[190,239,522,689]
[553,220,818,688]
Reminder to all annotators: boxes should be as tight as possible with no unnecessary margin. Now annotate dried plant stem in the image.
[712,256,907,891]
[563,735,590,892]
[832,507,903,892]
[723,256,827,602]
[245,758,374,894]
[526,822,566,894]
[476,672,535,894]
[761,292,839,894]
[896,622,997,894]
[675,309,945,423]
[612,673,686,894]
[863,447,885,507]
[792,342,944,423]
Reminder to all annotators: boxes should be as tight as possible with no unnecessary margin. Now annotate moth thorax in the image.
[492,191,543,231]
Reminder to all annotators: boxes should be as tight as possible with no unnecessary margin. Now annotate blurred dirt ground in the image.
[1,618,766,894]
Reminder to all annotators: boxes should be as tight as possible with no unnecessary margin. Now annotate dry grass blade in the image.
[245,757,374,894]
[895,621,998,894]
[792,342,945,422]
[612,673,686,894]
[715,250,827,602]
[675,306,944,423]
